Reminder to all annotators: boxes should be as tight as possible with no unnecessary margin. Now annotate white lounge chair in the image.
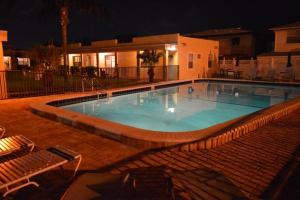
[0,126,5,138]
[0,135,34,157]
[0,146,82,197]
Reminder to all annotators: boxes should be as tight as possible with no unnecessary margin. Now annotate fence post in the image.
[0,31,8,99]
[82,78,85,92]
[0,71,7,99]
[163,65,167,81]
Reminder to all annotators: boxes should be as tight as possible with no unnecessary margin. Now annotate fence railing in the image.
[0,65,179,99]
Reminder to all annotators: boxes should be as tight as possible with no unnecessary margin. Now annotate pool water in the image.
[62,82,300,132]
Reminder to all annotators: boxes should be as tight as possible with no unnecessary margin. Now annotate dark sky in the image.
[0,0,300,49]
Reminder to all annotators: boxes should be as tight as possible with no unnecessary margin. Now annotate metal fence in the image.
[0,65,179,99]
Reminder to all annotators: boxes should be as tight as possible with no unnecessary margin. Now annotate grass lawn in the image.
[5,71,147,97]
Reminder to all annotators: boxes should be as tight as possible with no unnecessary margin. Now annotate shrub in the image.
[57,65,69,76]
[17,65,31,71]
[70,66,80,75]
[85,66,96,77]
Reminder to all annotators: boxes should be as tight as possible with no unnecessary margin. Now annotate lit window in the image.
[166,44,177,51]
[188,54,194,69]
[4,57,11,70]
[105,55,116,68]
[17,58,30,66]
[73,56,82,66]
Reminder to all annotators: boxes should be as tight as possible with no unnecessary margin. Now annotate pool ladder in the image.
[96,89,108,100]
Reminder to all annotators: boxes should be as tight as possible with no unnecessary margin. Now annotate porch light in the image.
[166,44,177,51]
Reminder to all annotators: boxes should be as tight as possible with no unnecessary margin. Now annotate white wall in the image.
[257,55,300,80]
[177,36,219,80]
[274,30,300,52]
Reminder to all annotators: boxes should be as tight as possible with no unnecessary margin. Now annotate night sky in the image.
[0,0,300,49]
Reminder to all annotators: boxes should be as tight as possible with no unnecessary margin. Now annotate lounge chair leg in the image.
[30,144,35,151]
[72,155,82,177]
[3,180,39,197]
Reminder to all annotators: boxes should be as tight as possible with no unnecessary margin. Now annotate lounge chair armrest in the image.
[47,146,81,161]
[0,126,5,138]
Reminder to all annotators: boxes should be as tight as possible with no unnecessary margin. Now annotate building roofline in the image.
[270,21,300,31]
[184,27,252,38]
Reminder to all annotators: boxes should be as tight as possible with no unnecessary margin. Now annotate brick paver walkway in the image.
[108,110,300,200]
[0,95,299,199]
[0,95,143,199]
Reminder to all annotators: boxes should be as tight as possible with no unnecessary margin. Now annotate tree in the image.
[32,43,61,71]
[3,0,107,67]
[138,50,163,82]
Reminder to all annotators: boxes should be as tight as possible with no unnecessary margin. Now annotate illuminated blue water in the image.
[62,82,300,132]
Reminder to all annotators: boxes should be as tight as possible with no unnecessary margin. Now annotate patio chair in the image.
[281,68,295,81]
[0,135,34,157]
[126,167,175,200]
[265,69,276,81]
[0,126,5,138]
[249,67,257,80]
[0,146,82,197]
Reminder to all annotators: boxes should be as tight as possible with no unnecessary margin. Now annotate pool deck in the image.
[64,109,300,200]
[0,93,145,199]
[0,82,299,199]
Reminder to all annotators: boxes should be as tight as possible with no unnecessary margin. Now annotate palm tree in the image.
[138,50,163,82]
[55,0,107,67]
[3,0,107,67]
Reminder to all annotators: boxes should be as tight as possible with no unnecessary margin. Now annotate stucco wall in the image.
[210,34,255,57]
[274,30,300,52]
[177,36,219,80]
[133,34,178,45]
[257,55,300,80]
[0,30,8,71]
[82,53,97,67]
[92,40,117,47]
[0,30,8,99]
[117,51,137,67]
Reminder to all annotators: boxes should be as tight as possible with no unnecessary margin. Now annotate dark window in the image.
[208,53,213,68]
[188,54,194,68]
[231,37,240,46]
[287,30,300,43]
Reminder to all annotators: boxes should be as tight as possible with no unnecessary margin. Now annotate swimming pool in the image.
[62,81,300,132]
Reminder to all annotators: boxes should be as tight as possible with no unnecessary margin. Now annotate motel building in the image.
[257,21,300,80]
[65,33,219,81]
[3,49,31,70]
[0,30,8,99]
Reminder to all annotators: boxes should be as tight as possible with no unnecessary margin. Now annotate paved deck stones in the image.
[105,110,300,200]
[0,94,144,199]
[0,94,300,199]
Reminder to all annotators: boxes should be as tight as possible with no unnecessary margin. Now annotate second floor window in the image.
[188,54,194,69]
[231,37,240,46]
[287,30,300,43]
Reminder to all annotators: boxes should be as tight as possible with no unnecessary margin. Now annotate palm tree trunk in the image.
[60,6,69,67]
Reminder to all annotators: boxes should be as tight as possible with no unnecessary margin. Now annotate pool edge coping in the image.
[30,78,300,149]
